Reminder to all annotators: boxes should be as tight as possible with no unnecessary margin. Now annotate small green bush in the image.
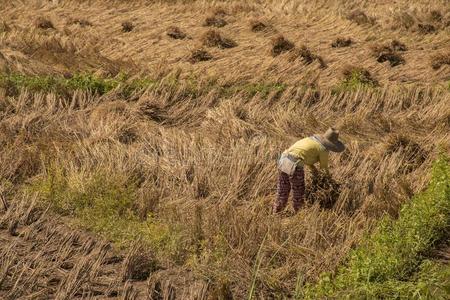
[334,66,378,92]
[304,154,450,299]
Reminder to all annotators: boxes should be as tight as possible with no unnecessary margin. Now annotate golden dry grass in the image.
[1,0,450,299]
[1,83,449,298]
[0,0,449,86]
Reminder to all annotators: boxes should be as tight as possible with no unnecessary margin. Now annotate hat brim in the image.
[318,136,346,152]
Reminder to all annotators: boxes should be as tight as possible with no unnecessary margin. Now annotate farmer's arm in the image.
[319,151,330,174]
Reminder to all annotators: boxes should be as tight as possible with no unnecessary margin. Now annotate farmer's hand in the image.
[309,165,319,177]
[310,166,330,178]
[316,169,332,183]
[322,169,331,178]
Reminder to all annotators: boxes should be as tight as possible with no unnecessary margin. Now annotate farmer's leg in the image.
[274,171,291,213]
[291,167,305,212]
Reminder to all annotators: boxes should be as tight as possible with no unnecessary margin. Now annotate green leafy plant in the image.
[304,154,450,299]
[334,66,378,92]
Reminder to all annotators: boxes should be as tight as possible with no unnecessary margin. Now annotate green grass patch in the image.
[25,164,186,261]
[0,73,115,95]
[221,82,287,98]
[303,154,450,299]
[358,260,450,299]
[0,72,287,99]
[0,72,157,97]
[333,67,378,93]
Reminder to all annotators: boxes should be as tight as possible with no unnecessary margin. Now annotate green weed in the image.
[0,72,287,99]
[304,154,450,299]
[242,82,286,97]
[220,82,286,98]
[333,67,378,92]
[25,164,186,260]
[365,260,450,299]
[65,73,120,94]
[0,73,58,94]
[0,72,158,97]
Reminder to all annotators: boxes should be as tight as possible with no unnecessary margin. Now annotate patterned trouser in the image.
[273,167,305,213]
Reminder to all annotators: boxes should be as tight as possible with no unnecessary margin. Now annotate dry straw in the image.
[1,0,450,298]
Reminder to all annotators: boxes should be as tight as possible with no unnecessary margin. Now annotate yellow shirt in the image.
[284,137,329,171]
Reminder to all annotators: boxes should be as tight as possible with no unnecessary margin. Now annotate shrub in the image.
[371,260,450,299]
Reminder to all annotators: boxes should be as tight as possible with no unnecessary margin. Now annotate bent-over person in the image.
[273,128,345,214]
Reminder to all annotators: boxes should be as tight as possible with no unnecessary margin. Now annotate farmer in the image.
[273,128,345,213]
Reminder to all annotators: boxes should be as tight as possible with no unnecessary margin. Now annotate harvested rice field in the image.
[0,0,449,299]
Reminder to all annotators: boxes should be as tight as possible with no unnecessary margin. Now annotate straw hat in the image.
[317,128,345,152]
